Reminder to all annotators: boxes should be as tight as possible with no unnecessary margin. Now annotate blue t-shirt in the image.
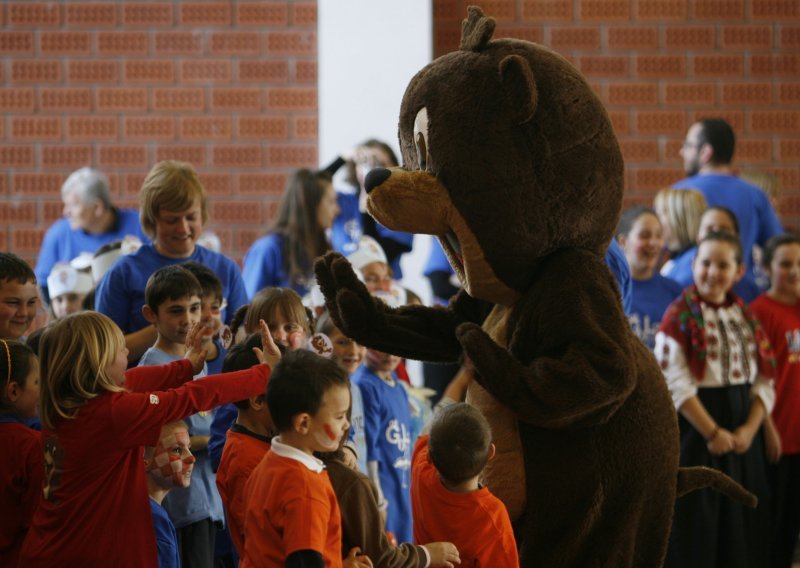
[95,244,247,335]
[208,403,237,472]
[629,274,683,350]
[605,239,633,315]
[35,209,149,301]
[241,233,311,299]
[332,189,414,279]
[150,498,179,568]
[139,347,224,529]
[673,174,782,270]
[664,246,762,303]
[205,338,226,377]
[353,365,413,543]
[347,378,367,474]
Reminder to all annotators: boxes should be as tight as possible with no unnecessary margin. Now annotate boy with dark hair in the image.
[139,264,224,568]
[241,349,369,568]
[0,253,39,340]
[411,402,518,567]
[215,334,280,557]
[182,261,227,374]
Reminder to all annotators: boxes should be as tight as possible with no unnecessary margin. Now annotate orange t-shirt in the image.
[240,444,342,568]
[411,435,519,567]
[215,425,271,555]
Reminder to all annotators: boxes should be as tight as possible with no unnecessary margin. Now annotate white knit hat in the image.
[346,236,388,272]
[47,263,93,298]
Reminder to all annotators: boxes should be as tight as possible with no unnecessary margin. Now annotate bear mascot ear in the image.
[499,54,537,125]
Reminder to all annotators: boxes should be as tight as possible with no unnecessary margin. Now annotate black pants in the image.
[176,518,216,568]
[770,454,800,568]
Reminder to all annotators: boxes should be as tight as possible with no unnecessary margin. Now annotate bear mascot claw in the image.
[315,6,754,566]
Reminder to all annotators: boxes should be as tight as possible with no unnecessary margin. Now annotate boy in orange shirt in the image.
[215,334,277,557]
[240,349,371,568]
[411,402,518,567]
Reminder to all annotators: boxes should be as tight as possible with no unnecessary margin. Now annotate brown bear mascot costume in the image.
[316,7,753,566]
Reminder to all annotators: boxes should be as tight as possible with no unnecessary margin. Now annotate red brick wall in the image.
[434,0,800,227]
[0,1,317,266]
[3,1,799,269]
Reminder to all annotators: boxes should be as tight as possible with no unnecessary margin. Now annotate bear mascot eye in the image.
[414,107,429,171]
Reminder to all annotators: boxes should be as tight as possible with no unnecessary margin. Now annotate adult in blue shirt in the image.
[241,169,339,299]
[326,140,415,278]
[35,167,148,302]
[95,161,248,364]
[673,118,782,272]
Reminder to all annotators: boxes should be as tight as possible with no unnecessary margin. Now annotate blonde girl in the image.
[19,312,278,567]
[654,187,707,266]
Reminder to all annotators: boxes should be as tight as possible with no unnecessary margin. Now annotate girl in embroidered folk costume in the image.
[655,231,776,568]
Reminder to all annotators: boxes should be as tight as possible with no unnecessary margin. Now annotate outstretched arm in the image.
[315,252,489,362]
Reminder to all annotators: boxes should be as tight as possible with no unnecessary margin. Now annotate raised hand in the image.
[252,319,282,369]
[314,252,388,343]
[184,321,208,374]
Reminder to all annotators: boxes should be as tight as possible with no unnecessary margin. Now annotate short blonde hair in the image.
[139,160,208,239]
[740,170,781,201]
[654,187,707,252]
[39,311,126,430]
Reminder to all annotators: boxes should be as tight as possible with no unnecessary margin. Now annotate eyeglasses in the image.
[681,141,700,149]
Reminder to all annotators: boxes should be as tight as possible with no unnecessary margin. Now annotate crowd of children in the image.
[4,152,800,567]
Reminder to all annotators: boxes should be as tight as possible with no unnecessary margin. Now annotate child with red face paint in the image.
[0,340,41,567]
[241,349,372,568]
[18,312,280,568]
[209,287,313,470]
[145,420,194,568]
[316,310,367,473]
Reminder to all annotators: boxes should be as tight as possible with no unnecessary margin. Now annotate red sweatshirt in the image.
[18,360,270,568]
[0,417,43,567]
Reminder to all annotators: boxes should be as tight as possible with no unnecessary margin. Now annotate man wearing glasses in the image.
[672,118,782,274]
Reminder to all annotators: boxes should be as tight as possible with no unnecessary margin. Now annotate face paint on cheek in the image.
[313,423,341,452]
[147,432,195,488]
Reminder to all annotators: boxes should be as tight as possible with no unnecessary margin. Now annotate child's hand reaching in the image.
[184,322,209,374]
[423,542,461,567]
[343,547,373,568]
[252,319,281,369]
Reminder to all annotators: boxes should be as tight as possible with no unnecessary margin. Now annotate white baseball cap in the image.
[346,236,388,272]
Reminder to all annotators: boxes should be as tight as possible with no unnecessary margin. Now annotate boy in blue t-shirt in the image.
[138,265,223,568]
[353,347,414,544]
[144,420,195,568]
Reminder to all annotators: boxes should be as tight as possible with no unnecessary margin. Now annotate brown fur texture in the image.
[316,6,750,566]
